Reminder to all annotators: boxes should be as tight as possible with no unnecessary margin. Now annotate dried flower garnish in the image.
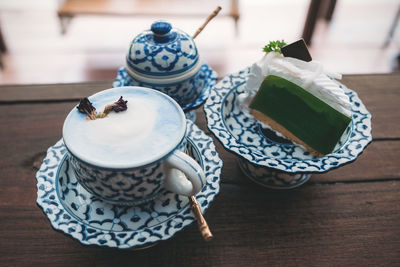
[77,96,128,120]
[99,96,128,118]
[112,96,128,112]
[77,97,97,120]
[104,96,128,113]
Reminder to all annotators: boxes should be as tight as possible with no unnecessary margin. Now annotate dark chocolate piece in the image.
[281,39,312,62]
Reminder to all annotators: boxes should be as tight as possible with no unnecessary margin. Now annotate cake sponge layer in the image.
[249,75,352,156]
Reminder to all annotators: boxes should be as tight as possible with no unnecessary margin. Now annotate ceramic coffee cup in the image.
[62,86,206,206]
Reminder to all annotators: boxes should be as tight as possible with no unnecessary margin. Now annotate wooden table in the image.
[0,74,399,266]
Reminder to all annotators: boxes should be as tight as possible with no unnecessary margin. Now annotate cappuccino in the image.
[63,87,185,169]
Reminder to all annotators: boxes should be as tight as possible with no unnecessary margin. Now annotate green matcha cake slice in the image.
[249,75,352,156]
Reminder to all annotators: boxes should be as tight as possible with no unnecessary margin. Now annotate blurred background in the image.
[0,0,398,84]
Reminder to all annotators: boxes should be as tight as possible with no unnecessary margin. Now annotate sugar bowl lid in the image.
[126,21,199,79]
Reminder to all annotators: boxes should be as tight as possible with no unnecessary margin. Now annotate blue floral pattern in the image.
[204,67,372,175]
[69,155,165,206]
[36,121,222,249]
[238,158,311,189]
[126,27,198,76]
[68,138,189,206]
[113,64,217,110]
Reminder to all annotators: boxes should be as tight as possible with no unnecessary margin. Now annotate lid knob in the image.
[151,21,173,43]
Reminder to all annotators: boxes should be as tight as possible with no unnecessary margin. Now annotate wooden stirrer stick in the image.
[192,6,222,39]
[186,148,213,241]
[189,195,213,241]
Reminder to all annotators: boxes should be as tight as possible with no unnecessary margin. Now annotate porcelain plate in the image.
[36,121,222,249]
[204,67,372,173]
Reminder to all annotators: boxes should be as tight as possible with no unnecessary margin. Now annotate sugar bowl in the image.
[123,20,217,109]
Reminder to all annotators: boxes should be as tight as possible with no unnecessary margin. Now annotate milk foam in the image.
[86,100,156,149]
[63,87,185,168]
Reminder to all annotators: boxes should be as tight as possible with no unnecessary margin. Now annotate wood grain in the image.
[0,81,113,102]
[0,182,399,266]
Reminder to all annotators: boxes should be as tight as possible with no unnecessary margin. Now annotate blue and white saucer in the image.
[36,121,222,249]
[204,68,372,188]
[113,63,217,112]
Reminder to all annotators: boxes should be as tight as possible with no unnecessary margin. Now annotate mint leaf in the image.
[263,40,287,54]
